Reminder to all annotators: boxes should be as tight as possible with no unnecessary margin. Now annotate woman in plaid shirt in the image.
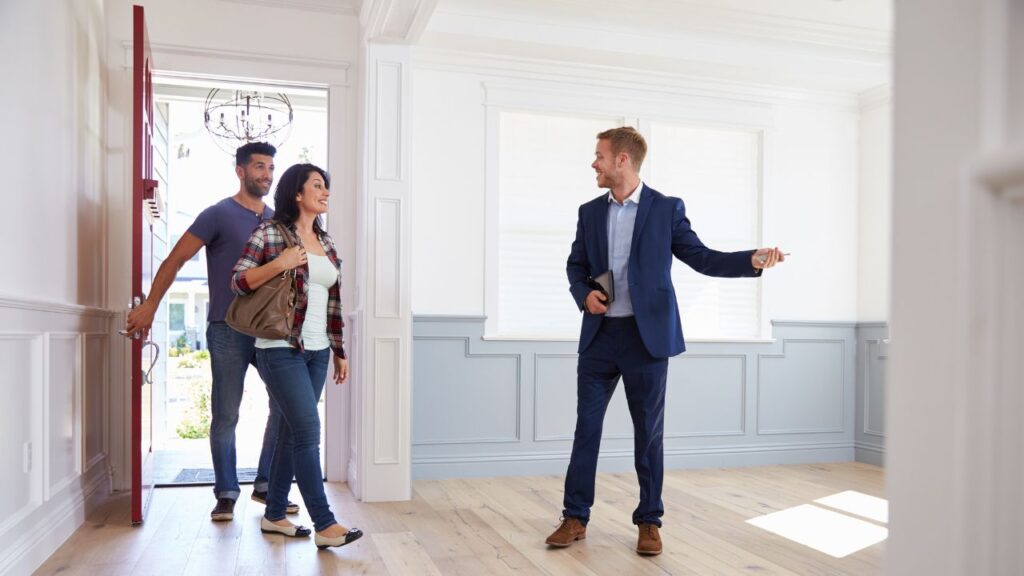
[231,163,363,549]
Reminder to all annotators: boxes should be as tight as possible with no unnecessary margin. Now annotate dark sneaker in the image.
[210,497,235,522]
[252,490,300,515]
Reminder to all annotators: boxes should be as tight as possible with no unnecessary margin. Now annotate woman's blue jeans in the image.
[255,347,336,532]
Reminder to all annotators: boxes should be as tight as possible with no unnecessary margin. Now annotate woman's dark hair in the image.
[272,163,330,236]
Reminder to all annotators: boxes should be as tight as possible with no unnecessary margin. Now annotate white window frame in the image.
[483,81,775,341]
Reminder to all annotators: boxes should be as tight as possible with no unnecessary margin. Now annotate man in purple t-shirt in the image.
[126,142,298,521]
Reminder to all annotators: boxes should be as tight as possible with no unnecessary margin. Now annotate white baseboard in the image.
[0,458,111,576]
[855,442,886,467]
[413,442,857,480]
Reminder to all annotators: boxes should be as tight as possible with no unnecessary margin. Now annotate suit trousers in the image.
[562,315,668,527]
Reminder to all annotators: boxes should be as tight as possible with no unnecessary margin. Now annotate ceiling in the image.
[420,0,892,93]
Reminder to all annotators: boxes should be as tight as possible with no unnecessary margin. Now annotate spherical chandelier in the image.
[203,89,293,154]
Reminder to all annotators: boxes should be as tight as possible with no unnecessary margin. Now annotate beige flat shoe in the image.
[261,516,311,538]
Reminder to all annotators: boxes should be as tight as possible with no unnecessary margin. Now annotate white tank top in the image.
[256,253,336,350]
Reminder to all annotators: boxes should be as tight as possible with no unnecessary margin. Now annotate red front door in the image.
[131,4,158,525]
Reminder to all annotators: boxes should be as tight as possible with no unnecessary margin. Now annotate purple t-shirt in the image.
[187,197,274,323]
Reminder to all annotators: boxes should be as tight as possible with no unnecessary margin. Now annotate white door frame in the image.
[109,42,356,488]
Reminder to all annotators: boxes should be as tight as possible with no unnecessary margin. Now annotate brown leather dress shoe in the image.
[636,523,662,555]
[545,517,587,547]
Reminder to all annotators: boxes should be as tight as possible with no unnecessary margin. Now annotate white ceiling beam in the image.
[361,0,439,44]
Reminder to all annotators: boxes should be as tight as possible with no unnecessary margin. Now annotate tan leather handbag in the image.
[225,223,297,339]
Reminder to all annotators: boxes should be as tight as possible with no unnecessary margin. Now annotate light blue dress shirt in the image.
[605,181,643,317]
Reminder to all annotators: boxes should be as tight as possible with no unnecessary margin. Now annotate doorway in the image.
[149,76,330,488]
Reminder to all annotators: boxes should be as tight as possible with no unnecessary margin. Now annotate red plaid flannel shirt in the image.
[230,220,346,358]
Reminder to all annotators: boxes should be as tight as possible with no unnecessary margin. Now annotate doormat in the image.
[171,467,258,484]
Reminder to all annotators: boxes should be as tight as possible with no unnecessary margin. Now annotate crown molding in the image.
[414,47,860,112]
[122,41,351,87]
[859,84,892,112]
[433,0,890,55]
[216,0,359,15]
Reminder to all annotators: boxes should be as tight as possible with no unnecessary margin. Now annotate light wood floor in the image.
[35,462,884,575]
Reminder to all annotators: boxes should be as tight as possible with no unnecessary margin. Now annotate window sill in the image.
[482,334,777,344]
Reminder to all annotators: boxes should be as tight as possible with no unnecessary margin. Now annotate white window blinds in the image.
[495,112,762,340]
[647,122,762,339]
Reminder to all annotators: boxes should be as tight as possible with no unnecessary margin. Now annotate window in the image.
[496,111,623,338]
[647,121,762,339]
[493,111,763,340]
[169,303,185,331]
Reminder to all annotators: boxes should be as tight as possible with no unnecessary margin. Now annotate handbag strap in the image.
[273,221,296,249]
[272,222,298,280]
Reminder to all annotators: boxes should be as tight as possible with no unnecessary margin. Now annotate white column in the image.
[889,0,1024,573]
[350,41,413,502]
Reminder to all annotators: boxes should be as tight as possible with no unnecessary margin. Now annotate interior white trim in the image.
[416,47,861,112]
[216,0,360,15]
[0,295,116,318]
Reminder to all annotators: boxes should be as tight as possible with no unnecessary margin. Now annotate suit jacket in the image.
[567,184,761,358]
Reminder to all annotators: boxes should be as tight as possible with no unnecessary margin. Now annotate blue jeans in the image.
[562,316,667,527]
[207,322,282,500]
[255,347,336,532]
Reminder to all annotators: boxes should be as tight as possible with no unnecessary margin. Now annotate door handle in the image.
[119,295,145,339]
[142,340,160,386]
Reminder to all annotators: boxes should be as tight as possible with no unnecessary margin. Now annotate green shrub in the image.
[176,379,211,439]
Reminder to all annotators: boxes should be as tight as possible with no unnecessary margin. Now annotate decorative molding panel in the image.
[533,354,580,442]
[757,339,846,435]
[863,338,888,437]
[0,289,112,575]
[374,61,404,181]
[533,353,747,442]
[373,338,401,465]
[83,334,108,471]
[413,337,520,445]
[374,198,402,318]
[413,317,859,478]
[44,334,82,501]
[0,334,43,535]
[668,354,747,437]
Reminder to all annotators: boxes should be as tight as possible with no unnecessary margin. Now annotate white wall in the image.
[0,0,108,307]
[858,89,892,321]
[411,58,863,326]
[0,1,113,574]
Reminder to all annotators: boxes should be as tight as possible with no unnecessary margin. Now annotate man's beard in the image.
[244,176,270,198]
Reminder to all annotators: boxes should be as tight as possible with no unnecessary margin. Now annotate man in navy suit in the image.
[545,127,785,555]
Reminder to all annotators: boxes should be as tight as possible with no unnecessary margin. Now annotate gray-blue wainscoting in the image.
[412,316,887,479]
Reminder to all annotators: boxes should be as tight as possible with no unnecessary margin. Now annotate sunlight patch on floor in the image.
[746,494,889,558]
[815,490,889,524]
